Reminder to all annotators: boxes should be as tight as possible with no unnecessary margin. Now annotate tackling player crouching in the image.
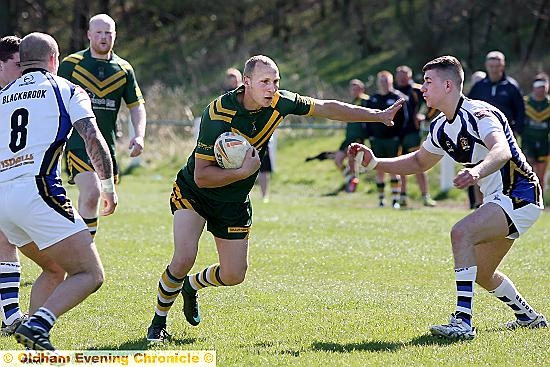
[348,55,546,340]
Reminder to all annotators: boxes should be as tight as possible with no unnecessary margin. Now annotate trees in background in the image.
[1,0,548,98]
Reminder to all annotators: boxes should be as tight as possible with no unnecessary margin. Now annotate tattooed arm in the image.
[73,116,118,215]
[73,116,114,180]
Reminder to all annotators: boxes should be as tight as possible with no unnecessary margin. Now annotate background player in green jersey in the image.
[146,55,405,342]
[337,79,369,193]
[521,72,550,190]
[58,14,146,238]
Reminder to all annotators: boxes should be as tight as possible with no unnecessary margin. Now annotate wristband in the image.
[365,156,378,170]
[100,178,115,193]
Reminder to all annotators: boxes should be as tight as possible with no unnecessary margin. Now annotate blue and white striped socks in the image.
[454,266,477,327]
[0,262,22,326]
[489,275,538,322]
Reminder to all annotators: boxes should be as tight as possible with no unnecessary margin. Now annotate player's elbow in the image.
[496,145,512,164]
[503,149,512,162]
[194,172,211,188]
[194,172,205,187]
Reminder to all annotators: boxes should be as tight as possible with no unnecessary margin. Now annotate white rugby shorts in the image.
[0,177,87,250]
[483,191,542,239]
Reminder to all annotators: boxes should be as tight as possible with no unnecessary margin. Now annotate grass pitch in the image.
[1,132,548,366]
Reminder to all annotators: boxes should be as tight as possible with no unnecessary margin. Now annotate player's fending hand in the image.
[379,98,406,126]
[100,191,118,216]
[347,143,379,173]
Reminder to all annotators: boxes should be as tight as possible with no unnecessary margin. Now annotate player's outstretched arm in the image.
[73,116,118,215]
[311,98,405,126]
[348,143,441,175]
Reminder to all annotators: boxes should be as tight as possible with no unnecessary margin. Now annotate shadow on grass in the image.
[91,336,197,350]
[249,341,302,357]
[311,334,460,353]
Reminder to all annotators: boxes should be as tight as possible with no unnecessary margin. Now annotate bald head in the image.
[89,14,116,31]
[19,32,59,72]
[88,14,117,58]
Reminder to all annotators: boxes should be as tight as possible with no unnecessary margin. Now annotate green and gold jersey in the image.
[178,86,314,202]
[523,95,550,133]
[58,49,144,150]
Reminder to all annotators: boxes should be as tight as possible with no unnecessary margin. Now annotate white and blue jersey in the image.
[423,97,543,209]
[0,69,93,183]
[0,69,93,247]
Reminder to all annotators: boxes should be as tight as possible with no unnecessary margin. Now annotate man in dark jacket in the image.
[468,51,524,134]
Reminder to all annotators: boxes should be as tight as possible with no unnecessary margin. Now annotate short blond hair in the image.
[19,32,58,69]
[349,78,364,89]
[243,55,277,77]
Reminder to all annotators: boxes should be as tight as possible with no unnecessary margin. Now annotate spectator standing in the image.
[468,51,524,135]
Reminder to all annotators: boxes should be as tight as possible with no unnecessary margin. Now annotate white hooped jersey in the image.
[0,69,94,183]
[423,96,543,208]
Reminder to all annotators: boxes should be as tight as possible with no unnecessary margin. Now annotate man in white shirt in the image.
[349,55,546,340]
[0,32,117,350]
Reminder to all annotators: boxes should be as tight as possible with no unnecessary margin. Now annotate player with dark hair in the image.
[0,36,21,88]
[349,55,546,340]
[0,35,26,336]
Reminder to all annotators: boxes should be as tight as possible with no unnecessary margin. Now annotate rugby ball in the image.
[214,132,251,169]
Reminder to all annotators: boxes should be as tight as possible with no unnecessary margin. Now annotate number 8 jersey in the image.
[0,69,94,183]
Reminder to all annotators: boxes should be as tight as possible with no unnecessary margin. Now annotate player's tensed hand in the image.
[100,191,118,216]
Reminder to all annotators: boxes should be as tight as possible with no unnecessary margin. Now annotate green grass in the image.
[1,132,549,366]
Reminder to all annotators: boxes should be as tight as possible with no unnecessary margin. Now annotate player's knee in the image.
[81,187,101,207]
[221,265,247,286]
[42,267,66,284]
[37,255,66,280]
[170,256,196,276]
[450,222,469,247]
[90,266,105,293]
